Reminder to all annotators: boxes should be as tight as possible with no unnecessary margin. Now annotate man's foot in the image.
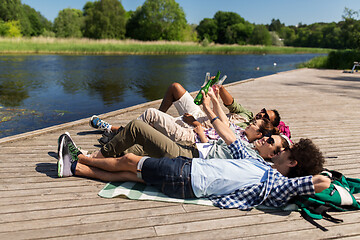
[89,115,111,131]
[98,126,124,146]
[57,132,81,177]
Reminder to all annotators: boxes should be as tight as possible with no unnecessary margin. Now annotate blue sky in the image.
[22,0,360,26]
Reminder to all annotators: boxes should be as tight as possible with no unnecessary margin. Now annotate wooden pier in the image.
[1,68,360,239]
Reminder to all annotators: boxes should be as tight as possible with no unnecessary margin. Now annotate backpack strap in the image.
[300,211,328,231]
[322,212,344,223]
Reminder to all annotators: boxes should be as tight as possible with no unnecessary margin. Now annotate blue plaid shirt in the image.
[209,139,315,210]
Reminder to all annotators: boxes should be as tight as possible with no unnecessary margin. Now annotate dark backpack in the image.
[294,169,360,231]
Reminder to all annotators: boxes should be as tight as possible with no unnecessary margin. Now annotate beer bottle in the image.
[194,71,221,105]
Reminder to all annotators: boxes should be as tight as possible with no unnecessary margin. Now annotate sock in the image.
[71,161,77,175]
[107,124,112,132]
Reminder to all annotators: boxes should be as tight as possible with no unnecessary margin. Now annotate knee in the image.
[129,119,145,129]
[122,153,136,161]
[170,82,186,97]
[121,153,139,168]
[171,82,184,91]
[140,108,158,122]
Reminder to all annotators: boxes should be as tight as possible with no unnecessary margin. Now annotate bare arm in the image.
[219,85,234,106]
[193,124,208,143]
[312,175,331,193]
[182,113,208,143]
[209,86,230,127]
[202,90,236,145]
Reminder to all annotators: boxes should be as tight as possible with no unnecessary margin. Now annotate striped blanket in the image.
[98,181,214,206]
[98,181,298,211]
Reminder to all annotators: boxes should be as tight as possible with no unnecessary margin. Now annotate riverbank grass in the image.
[0,37,331,55]
[299,50,360,69]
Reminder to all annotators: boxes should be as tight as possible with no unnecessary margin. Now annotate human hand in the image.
[207,87,219,103]
[211,85,220,99]
[193,124,204,134]
[182,113,197,126]
[201,90,211,108]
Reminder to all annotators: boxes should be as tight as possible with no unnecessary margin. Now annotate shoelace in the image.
[68,142,80,162]
[95,118,109,129]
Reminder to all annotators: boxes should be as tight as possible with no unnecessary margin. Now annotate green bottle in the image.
[194,71,221,105]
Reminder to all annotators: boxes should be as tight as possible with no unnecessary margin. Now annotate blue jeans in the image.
[141,156,196,199]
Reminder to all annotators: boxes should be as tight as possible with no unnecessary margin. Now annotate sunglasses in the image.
[255,108,270,121]
[265,135,275,145]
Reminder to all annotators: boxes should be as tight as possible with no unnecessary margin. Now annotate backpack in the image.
[294,169,360,231]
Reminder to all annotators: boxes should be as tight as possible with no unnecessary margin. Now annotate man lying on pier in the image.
[57,90,328,209]
[90,82,284,146]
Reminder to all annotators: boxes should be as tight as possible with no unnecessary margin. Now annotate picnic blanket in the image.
[98,181,298,211]
[98,181,214,206]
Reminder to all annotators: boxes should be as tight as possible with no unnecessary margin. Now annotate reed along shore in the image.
[0,37,331,55]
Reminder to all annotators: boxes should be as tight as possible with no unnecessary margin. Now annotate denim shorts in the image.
[141,156,196,199]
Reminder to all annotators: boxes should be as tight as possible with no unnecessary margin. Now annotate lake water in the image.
[0,54,322,138]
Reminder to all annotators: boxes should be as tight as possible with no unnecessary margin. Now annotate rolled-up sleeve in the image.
[267,175,315,207]
[228,139,245,159]
[226,100,254,121]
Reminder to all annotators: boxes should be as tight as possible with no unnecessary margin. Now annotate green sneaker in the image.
[65,132,82,160]
[57,132,81,177]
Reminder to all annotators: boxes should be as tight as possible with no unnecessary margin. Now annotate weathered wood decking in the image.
[1,68,360,239]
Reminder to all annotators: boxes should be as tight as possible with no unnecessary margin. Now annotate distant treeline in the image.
[0,0,359,50]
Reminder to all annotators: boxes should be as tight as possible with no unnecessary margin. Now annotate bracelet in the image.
[210,116,219,124]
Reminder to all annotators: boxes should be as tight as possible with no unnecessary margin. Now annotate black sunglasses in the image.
[266,135,275,145]
[255,108,270,121]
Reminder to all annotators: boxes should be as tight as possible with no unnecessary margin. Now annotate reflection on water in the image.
[0,54,323,138]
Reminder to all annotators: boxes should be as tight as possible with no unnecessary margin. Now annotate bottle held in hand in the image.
[194,71,221,105]
[217,75,227,86]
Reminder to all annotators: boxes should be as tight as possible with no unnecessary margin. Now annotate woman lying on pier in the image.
[89,82,283,147]
[57,90,328,210]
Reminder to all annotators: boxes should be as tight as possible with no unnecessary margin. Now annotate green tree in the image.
[54,8,84,38]
[225,22,254,44]
[0,19,21,37]
[342,7,359,21]
[321,23,342,49]
[340,18,360,50]
[249,25,272,46]
[0,0,31,36]
[182,23,198,42]
[126,0,187,41]
[83,0,126,39]
[196,18,218,42]
[0,0,22,21]
[0,1,51,36]
[268,19,284,33]
[21,4,51,36]
[282,27,296,46]
[0,20,8,35]
[214,11,245,44]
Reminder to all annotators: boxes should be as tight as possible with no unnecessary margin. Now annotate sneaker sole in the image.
[57,133,68,158]
[57,135,65,177]
[89,115,99,129]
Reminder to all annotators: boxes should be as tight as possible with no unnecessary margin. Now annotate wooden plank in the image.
[1,69,360,239]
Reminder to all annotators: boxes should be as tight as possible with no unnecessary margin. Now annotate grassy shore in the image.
[0,37,332,55]
[299,50,360,69]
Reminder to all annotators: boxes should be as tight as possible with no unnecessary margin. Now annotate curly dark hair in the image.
[270,109,281,127]
[287,138,325,178]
